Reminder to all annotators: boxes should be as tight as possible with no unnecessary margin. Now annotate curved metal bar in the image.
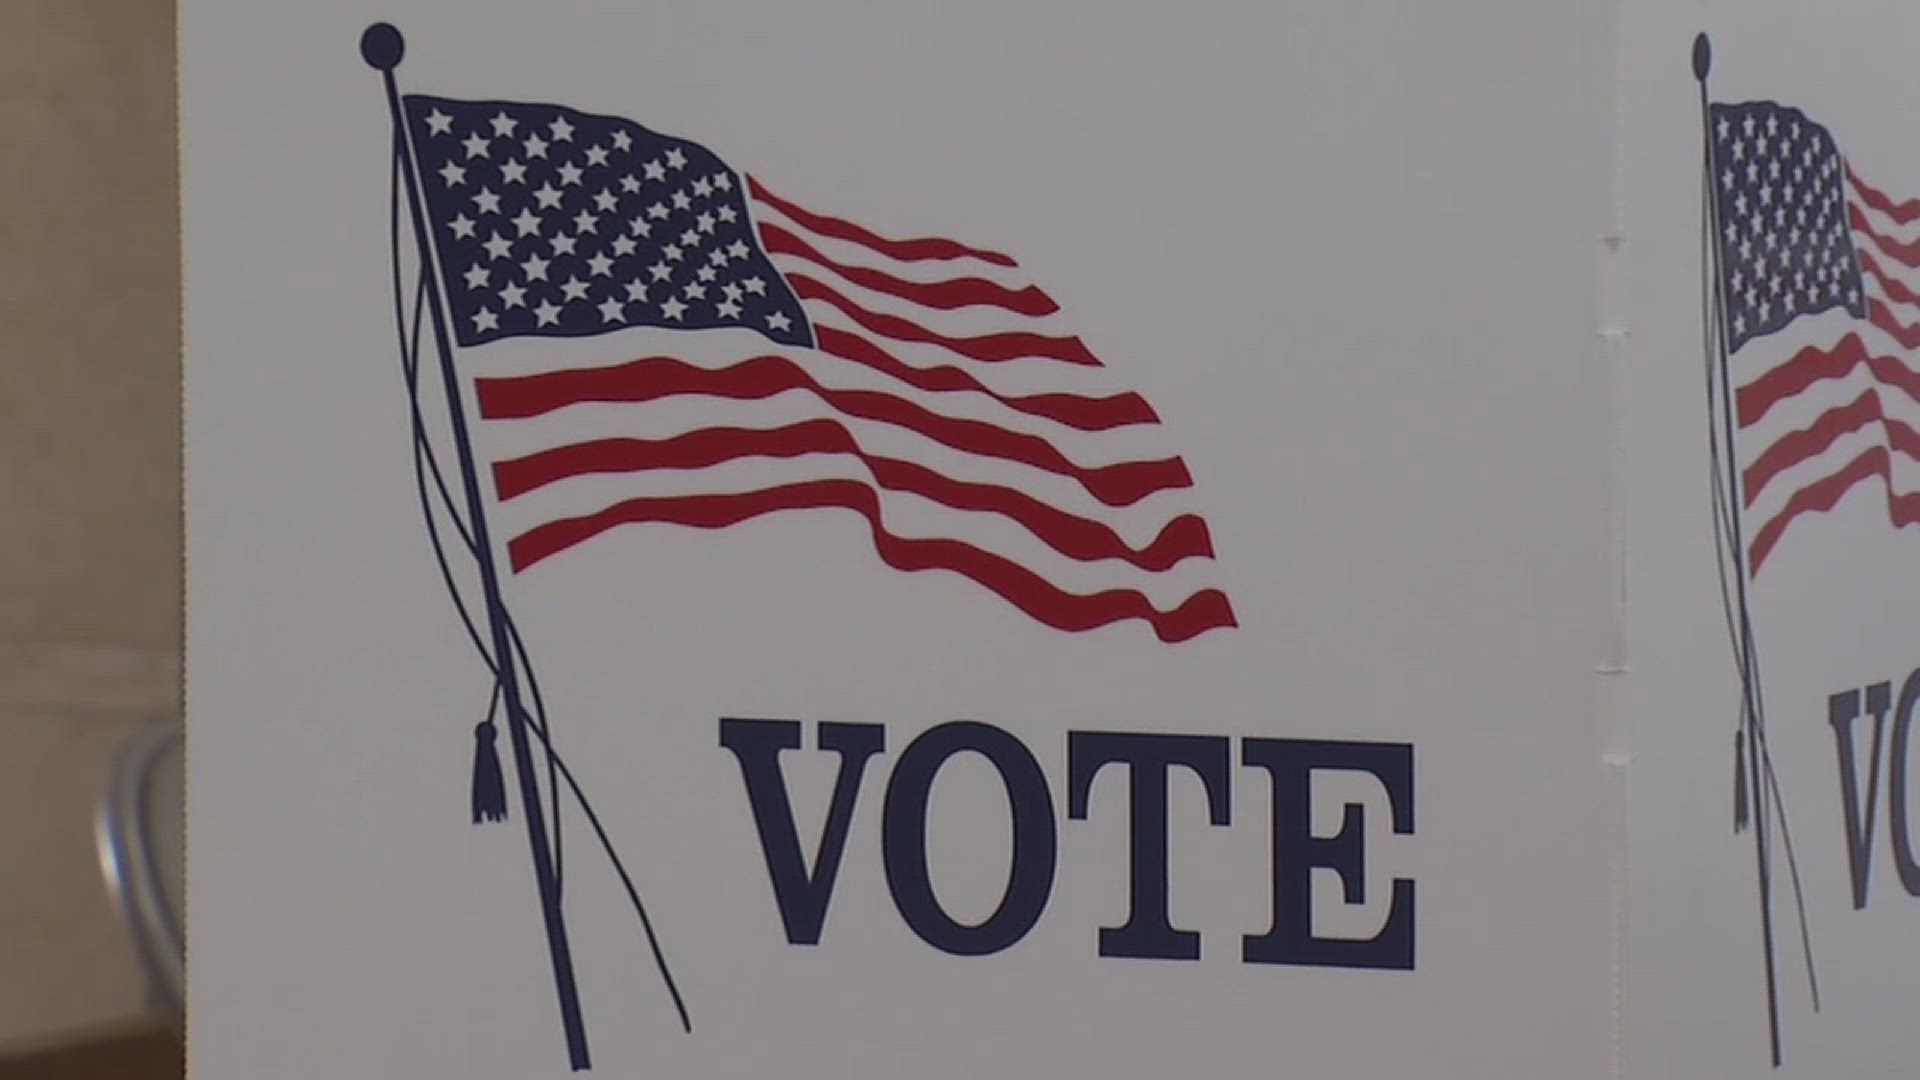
[94,721,185,1032]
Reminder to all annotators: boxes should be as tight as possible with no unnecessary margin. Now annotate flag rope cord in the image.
[388,135,694,1036]
[1701,154,1820,1016]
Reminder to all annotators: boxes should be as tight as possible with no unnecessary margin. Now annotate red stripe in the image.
[760,222,1058,316]
[748,177,1018,267]
[791,273,1098,365]
[1748,444,1920,573]
[1736,333,1920,428]
[506,479,1237,642]
[1857,250,1920,307]
[1742,388,1880,504]
[1851,204,1920,269]
[474,354,1191,506]
[1869,297,1920,349]
[813,326,1158,431]
[1848,164,1920,226]
[492,420,1215,570]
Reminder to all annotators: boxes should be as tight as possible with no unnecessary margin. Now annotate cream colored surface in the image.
[0,0,180,1052]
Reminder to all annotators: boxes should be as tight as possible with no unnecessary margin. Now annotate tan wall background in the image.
[0,0,181,1053]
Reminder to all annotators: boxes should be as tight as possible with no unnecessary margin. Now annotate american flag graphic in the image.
[1709,100,1920,574]
[401,96,1236,643]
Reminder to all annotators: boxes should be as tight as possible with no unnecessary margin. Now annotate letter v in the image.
[720,719,886,944]
[1830,683,1891,910]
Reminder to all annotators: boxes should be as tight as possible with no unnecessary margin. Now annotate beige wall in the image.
[0,0,180,1051]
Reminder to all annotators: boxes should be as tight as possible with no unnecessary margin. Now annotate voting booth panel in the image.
[180,1,1920,1076]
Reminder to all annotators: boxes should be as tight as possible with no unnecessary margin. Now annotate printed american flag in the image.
[1711,100,1920,574]
[402,96,1236,642]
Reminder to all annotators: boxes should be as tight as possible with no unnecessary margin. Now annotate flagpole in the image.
[1694,33,1783,1068]
[362,22,592,1070]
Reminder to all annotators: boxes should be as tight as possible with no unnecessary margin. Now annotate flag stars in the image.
[420,104,808,344]
[425,109,454,135]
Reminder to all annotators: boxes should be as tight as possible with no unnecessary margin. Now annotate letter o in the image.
[882,721,1057,955]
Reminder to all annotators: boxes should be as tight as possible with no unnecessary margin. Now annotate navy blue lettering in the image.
[1241,737,1414,970]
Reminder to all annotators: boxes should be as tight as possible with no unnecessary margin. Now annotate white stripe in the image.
[749,194,1037,290]
[1850,182,1920,247]
[491,451,1224,609]
[471,390,1201,546]
[780,256,1084,341]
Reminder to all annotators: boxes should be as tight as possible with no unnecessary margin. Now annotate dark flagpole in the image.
[362,22,592,1070]
[1694,33,1782,1067]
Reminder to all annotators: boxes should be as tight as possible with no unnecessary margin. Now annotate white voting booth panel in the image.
[180,2,1920,1076]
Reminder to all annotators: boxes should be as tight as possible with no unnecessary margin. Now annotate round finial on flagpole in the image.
[1692,33,1711,82]
[361,23,405,70]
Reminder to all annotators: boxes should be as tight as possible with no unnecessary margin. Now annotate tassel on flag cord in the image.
[473,718,509,824]
[1734,728,1750,834]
